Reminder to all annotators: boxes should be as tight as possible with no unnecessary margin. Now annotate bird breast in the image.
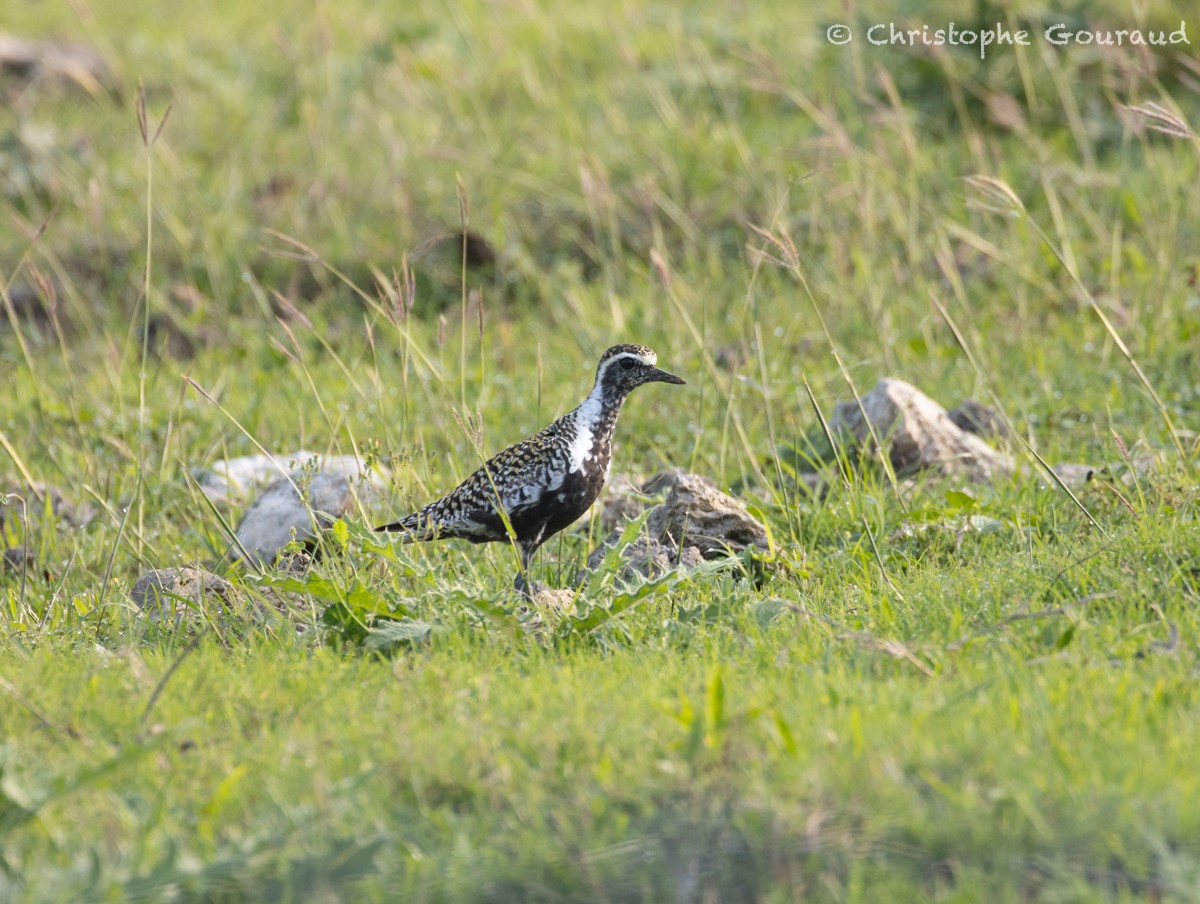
[567,396,603,474]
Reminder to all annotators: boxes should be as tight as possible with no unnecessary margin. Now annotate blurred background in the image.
[3,0,1197,379]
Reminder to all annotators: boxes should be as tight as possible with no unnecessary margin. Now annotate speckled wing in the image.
[385,424,571,541]
[451,431,570,519]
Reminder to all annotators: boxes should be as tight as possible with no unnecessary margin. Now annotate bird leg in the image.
[513,571,531,599]
[512,536,545,599]
[513,542,533,598]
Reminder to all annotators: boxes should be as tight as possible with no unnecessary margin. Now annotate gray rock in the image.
[131,567,247,623]
[229,471,362,566]
[1,545,47,581]
[829,379,1014,482]
[1,480,97,528]
[641,470,690,495]
[130,566,314,630]
[583,473,768,583]
[947,399,1010,440]
[584,533,705,582]
[712,343,749,371]
[594,470,701,536]
[0,34,110,89]
[190,450,388,567]
[193,451,386,506]
[1124,449,1165,479]
[645,474,769,559]
[1,546,33,570]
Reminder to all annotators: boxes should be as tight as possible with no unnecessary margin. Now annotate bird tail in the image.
[374,511,433,541]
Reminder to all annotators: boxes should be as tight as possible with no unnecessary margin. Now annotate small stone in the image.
[131,567,247,623]
[0,546,43,580]
[532,588,576,612]
[131,567,312,629]
[713,343,749,370]
[193,451,388,566]
[1126,449,1162,476]
[1,480,97,528]
[515,588,575,636]
[2,546,34,570]
[142,313,197,360]
[584,533,704,582]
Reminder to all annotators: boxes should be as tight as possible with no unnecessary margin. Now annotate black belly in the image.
[466,468,605,547]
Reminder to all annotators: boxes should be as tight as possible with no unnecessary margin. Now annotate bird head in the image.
[593,344,685,400]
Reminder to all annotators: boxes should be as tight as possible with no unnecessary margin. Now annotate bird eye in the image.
[620,357,637,369]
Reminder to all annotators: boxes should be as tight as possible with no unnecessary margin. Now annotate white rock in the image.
[829,379,1013,482]
[193,450,385,505]
[229,471,370,566]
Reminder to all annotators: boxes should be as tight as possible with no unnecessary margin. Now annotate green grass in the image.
[2,0,1200,899]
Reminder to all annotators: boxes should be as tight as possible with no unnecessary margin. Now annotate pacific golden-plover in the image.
[376,344,685,591]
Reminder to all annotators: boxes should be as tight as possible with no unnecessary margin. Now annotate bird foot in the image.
[512,572,548,600]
